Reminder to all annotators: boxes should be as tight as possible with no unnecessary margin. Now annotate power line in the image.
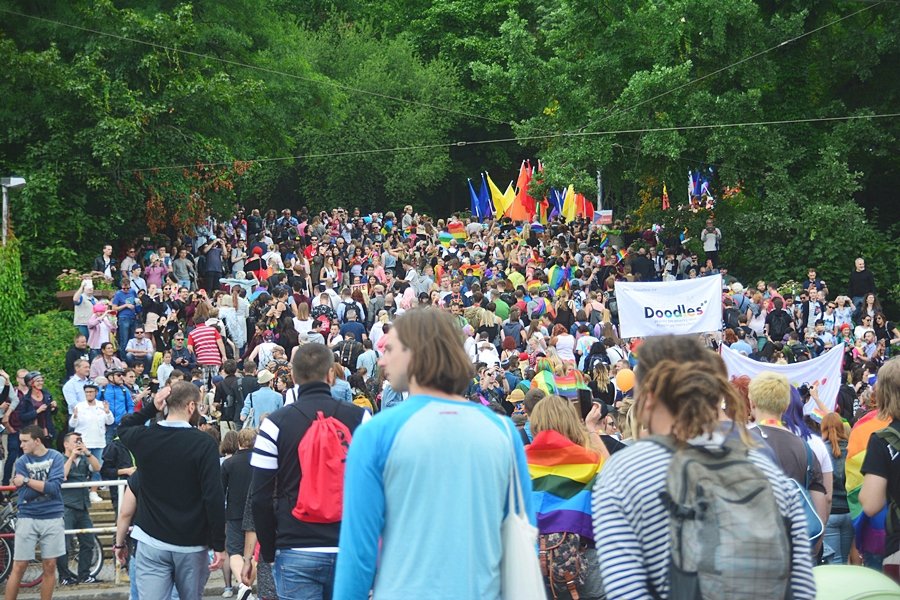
[0,7,513,129]
[572,1,884,133]
[124,112,900,172]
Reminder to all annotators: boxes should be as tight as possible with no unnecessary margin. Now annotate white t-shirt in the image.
[555,334,576,362]
[807,434,833,474]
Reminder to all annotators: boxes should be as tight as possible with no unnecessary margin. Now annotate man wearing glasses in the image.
[125,328,154,372]
[171,333,197,378]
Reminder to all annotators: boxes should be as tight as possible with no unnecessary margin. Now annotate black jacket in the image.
[222,449,253,521]
[251,381,366,562]
[119,402,225,551]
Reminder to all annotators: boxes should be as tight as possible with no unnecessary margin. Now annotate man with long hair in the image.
[334,307,535,599]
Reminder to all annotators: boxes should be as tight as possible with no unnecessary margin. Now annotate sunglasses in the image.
[135,331,144,334]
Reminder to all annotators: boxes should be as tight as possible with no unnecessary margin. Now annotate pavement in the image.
[17,566,232,599]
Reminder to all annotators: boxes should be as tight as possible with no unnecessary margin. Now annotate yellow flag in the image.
[501,182,516,217]
[486,173,510,217]
[562,184,576,223]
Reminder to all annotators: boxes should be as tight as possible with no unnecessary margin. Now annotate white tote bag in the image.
[500,421,547,600]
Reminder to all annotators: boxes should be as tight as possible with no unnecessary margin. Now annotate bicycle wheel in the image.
[64,534,104,580]
[86,534,104,578]
[19,550,42,589]
[0,536,12,582]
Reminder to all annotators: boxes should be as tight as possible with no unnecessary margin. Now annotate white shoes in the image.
[222,587,234,598]
[89,492,103,504]
[237,584,255,600]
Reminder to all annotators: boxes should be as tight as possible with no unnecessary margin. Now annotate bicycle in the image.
[0,493,104,586]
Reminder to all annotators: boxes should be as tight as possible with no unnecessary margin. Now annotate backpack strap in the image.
[802,439,814,490]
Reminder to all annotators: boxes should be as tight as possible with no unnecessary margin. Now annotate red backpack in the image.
[290,404,352,524]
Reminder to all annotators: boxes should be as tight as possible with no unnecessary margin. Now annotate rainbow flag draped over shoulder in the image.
[438,232,454,247]
[526,430,602,540]
[547,265,569,291]
[847,410,891,554]
[530,370,558,396]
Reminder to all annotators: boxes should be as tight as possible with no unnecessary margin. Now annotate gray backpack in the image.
[649,435,793,600]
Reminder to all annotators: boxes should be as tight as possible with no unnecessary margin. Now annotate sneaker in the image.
[80,576,100,584]
[222,587,235,598]
[89,492,103,503]
[237,584,255,600]
[60,577,79,586]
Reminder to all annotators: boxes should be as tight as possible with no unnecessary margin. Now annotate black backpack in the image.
[768,310,792,341]
[724,307,741,330]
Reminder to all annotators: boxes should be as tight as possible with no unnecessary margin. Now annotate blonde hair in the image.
[530,395,589,448]
[876,358,900,421]
[238,427,257,449]
[748,372,791,415]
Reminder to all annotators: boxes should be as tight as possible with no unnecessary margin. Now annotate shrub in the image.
[6,310,77,434]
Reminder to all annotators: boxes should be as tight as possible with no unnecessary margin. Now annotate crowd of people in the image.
[0,203,898,600]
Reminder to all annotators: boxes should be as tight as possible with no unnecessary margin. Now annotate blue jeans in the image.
[89,447,104,483]
[76,325,89,339]
[2,433,20,485]
[118,319,135,360]
[274,549,336,600]
[824,512,854,564]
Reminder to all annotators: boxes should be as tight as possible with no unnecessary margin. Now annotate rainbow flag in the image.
[462,264,482,278]
[438,232,454,247]
[448,221,467,242]
[553,371,581,400]
[530,369,557,396]
[847,410,891,554]
[526,279,542,291]
[530,297,548,317]
[598,234,609,249]
[547,265,569,291]
[526,430,602,540]
[616,249,628,262]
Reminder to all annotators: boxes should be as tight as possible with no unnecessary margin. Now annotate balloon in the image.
[616,368,635,393]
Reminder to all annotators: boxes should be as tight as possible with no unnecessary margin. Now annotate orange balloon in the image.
[617,368,635,393]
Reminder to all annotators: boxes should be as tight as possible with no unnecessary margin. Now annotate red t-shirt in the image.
[188,325,222,366]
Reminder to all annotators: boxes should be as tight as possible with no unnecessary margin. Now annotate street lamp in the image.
[0,177,26,246]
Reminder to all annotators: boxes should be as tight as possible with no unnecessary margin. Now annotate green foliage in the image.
[0,238,26,362]
[9,310,74,433]
[1,0,898,314]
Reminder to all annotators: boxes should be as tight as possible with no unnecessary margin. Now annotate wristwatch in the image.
[22,477,30,485]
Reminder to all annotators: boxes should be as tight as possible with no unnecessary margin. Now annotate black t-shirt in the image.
[861,420,900,554]
[758,425,825,494]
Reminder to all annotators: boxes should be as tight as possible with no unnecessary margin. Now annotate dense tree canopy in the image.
[1,0,898,310]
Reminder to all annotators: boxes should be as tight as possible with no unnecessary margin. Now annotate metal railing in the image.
[1,479,130,584]
[0,479,127,535]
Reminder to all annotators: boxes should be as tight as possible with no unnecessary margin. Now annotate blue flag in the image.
[468,178,482,219]
[479,173,492,219]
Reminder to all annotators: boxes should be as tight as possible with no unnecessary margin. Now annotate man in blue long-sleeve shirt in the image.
[100,369,133,444]
[333,308,535,600]
[5,424,66,600]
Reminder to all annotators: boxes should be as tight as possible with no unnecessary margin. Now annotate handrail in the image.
[0,479,130,583]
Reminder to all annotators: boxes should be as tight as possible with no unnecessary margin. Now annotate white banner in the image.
[720,343,845,416]
[616,275,723,338]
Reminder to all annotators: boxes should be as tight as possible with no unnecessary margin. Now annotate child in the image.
[156,349,174,388]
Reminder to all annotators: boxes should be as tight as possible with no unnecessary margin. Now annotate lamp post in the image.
[0,177,26,246]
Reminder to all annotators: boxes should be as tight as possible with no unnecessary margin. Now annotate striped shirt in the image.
[187,324,222,366]
[592,439,816,600]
